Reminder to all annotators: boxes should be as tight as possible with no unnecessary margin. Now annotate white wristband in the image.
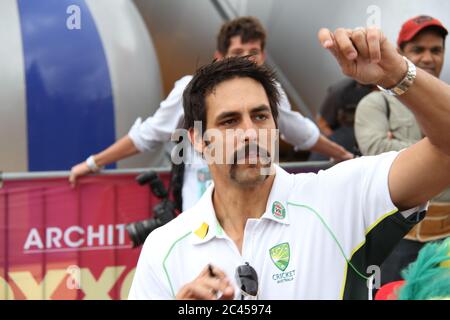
[86,155,102,172]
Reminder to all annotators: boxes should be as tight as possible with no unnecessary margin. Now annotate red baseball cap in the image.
[397,15,448,47]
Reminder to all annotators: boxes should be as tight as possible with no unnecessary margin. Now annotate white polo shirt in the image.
[128,151,425,300]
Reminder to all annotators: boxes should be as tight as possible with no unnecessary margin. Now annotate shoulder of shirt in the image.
[274,81,285,93]
[274,82,290,108]
[164,75,193,100]
[286,156,393,204]
[313,152,398,179]
[175,75,193,87]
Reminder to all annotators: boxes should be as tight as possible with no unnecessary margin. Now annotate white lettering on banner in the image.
[115,224,125,245]
[107,224,114,245]
[23,224,128,253]
[46,227,62,248]
[64,226,85,248]
[23,228,44,250]
[87,225,105,246]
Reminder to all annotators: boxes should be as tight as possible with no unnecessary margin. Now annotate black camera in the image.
[126,171,177,247]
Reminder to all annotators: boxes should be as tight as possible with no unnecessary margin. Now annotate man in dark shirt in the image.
[311,79,373,160]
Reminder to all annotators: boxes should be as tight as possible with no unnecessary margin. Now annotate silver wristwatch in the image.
[377,56,416,96]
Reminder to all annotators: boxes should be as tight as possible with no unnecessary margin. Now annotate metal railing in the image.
[0,161,332,182]
[0,160,333,300]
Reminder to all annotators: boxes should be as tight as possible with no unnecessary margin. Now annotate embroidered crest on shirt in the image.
[272,201,286,220]
[269,242,290,271]
[270,242,296,284]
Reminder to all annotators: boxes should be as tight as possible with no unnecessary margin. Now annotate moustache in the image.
[232,143,271,164]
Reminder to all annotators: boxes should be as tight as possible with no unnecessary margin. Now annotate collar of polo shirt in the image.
[190,164,294,245]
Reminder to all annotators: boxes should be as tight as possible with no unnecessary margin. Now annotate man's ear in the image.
[214,50,225,61]
[188,127,205,154]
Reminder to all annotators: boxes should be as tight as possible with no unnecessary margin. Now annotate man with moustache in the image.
[129,25,450,299]
[69,17,352,212]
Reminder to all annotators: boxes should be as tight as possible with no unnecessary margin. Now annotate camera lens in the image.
[126,218,160,248]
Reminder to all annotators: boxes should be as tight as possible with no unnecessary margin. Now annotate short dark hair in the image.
[399,26,447,50]
[183,57,279,133]
[217,16,267,55]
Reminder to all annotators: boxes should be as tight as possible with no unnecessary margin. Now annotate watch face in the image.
[392,87,405,96]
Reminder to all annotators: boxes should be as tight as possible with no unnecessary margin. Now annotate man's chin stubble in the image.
[229,164,270,187]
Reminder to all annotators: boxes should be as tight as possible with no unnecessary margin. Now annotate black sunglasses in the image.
[235,262,259,299]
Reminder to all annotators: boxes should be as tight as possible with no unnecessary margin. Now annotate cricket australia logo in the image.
[271,201,286,220]
[270,242,296,283]
[270,242,290,271]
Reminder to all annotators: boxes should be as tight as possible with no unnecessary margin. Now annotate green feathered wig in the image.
[399,237,450,300]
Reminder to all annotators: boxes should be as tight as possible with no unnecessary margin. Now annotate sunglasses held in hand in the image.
[235,262,259,300]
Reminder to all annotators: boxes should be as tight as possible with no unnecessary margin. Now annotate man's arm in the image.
[69,76,191,186]
[318,27,450,210]
[69,136,139,186]
[316,115,334,137]
[389,138,450,210]
[397,68,450,154]
[309,135,354,162]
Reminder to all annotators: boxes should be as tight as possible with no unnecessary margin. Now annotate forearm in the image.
[317,116,334,137]
[310,135,349,159]
[93,135,140,167]
[317,26,450,210]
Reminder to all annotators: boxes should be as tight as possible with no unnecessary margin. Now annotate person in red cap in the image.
[354,15,449,292]
[397,15,448,78]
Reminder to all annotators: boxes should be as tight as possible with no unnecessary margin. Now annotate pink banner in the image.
[0,173,170,300]
[0,164,327,300]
